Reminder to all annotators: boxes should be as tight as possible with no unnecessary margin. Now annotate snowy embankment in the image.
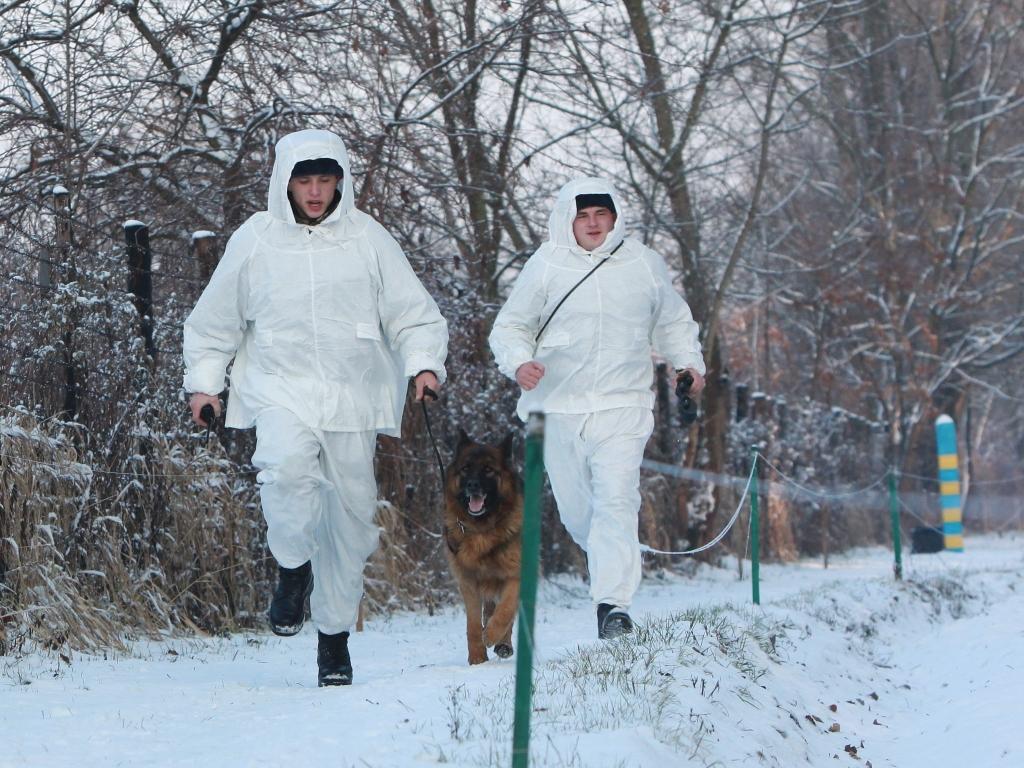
[2,534,1021,768]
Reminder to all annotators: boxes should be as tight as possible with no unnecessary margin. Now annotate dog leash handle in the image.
[199,403,217,443]
[675,372,699,427]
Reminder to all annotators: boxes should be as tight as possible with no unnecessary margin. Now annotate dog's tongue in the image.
[469,495,486,513]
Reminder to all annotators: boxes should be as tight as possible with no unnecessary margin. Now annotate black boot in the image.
[268,561,313,636]
[317,631,353,687]
[597,602,634,639]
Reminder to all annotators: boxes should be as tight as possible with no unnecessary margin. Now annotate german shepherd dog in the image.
[444,429,522,665]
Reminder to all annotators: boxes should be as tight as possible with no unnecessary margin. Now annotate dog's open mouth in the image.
[467,494,487,516]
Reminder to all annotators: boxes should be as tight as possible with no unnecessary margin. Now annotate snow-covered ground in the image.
[2,533,1021,768]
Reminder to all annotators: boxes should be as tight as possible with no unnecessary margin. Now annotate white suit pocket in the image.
[538,331,571,350]
[253,328,279,373]
[355,323,382,341]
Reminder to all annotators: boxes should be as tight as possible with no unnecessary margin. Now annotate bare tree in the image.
[757,0,1024,484]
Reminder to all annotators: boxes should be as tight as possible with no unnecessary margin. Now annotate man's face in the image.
[572,206,615,251]
[288,174,340,219]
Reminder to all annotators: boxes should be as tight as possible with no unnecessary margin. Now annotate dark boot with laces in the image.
[268,561,313,636]
[317,630,353,687]
[597,602,634,639]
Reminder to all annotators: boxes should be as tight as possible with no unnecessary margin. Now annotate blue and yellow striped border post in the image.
[934,415,963,552]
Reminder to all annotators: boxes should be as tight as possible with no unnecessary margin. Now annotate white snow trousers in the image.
[251,407,379,635]
[543,407,654,610]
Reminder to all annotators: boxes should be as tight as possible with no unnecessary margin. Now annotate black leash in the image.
[420,385,446,486]
[535,240,624,343]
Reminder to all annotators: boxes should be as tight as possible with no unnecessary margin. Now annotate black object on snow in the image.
[911,526,946,554]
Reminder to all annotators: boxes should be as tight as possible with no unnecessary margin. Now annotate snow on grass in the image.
[1,533,1021,767]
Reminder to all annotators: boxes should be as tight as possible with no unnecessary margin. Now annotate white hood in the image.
[268,129,355,225]
[547,177,627,255]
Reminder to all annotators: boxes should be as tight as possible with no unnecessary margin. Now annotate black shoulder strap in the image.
[535,240,623,343]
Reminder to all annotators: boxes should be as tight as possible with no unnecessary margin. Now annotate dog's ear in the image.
[500,432,515,464]
[456,427,472,449]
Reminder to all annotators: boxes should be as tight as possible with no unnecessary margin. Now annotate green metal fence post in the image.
[512,412,545,768]
[889,469,903,580]
[750,446,760,605]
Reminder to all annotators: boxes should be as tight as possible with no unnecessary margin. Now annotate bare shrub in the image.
[0,408,271,652]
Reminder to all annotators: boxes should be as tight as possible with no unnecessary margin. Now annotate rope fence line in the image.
[638,451,1022,566]
[643,456,901,509]
[899,468,1024,487]
[3,440,1019,517]
[639,460,755,557]
[896,496,930,527]
[755,453,888,499]
[644,455,1019,516]
[992,509,1023,532]
[641,457,749,491]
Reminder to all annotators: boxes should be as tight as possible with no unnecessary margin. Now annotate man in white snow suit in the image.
[489,177,705,639]
[183,129,448,686]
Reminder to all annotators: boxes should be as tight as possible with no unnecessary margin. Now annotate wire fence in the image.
[639,449,1022,563]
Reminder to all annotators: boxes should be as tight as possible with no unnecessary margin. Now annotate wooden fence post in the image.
[53,185,78,418]
[735,383,749,422]
[124,220,157,363]
[654,362,672,458]
[192,230,218,282]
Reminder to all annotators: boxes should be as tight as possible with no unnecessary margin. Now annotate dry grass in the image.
[0,407,458,656]
[0,408,267,653]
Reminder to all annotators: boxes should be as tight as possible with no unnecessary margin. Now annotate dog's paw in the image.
[493,643,513,659]
[483,621,511,647]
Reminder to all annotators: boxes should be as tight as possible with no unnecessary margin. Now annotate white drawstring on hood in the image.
[267,129,355,226]
[547,177,627,256]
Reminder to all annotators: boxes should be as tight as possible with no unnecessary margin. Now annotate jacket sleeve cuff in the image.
[672,356,707,377]
[183,363,226,395]
[404,353,447,385]
[497,355,533,381]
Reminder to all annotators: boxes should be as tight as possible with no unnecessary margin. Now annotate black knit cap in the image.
[290,158,344,179]
[575,193,615,216]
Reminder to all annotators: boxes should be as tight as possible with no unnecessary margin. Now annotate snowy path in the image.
[858,590,1023,767]
[2,534,1021,768]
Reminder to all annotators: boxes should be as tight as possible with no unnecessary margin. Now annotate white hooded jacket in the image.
[489,177,704,420]
[183,129,448,436]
